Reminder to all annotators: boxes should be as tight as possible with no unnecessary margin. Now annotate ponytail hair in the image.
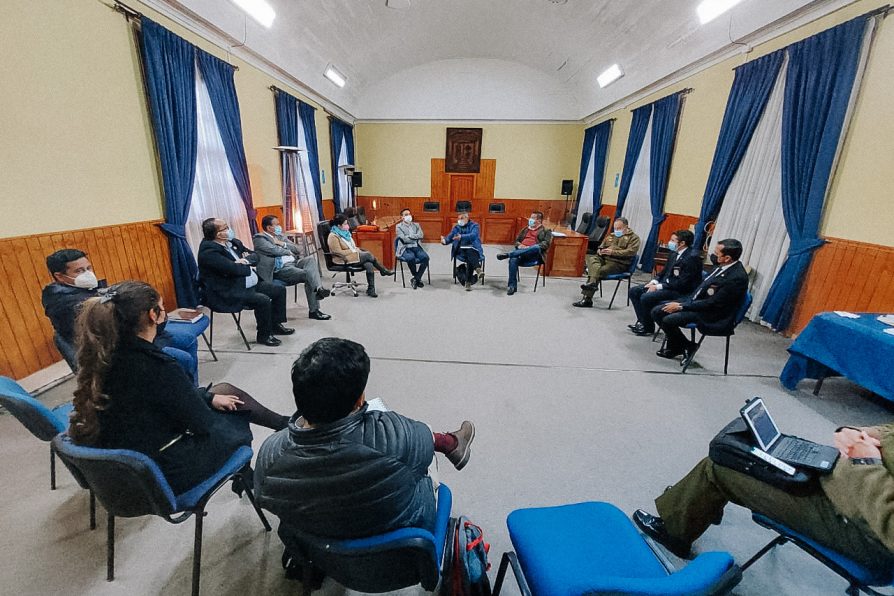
[69,281,160,444]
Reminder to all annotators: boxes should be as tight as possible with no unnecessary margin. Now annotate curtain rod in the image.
[630,88,692,112]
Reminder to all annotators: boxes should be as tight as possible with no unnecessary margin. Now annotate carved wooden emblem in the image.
[445,128,482,173]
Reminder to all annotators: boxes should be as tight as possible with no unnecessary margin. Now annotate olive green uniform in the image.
[582,229,641,299]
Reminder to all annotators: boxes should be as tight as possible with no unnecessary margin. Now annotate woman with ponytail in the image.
[69,281,289,494]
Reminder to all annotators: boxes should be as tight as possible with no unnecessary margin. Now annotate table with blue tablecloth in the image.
[780,312,894,402]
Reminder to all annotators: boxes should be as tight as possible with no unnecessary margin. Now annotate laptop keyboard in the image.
[773,439,819,463]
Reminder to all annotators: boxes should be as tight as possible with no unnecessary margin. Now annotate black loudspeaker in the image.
[352,172,363,188]
[561,179,573,195]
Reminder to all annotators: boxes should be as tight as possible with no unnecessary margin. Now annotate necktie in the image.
[693,268,720,300]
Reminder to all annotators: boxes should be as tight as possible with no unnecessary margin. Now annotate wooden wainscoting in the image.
[254,205,284,230]
[659,213,699,244]
[0,220,177,380]
[789,237,894,335]
[431,158,496,208]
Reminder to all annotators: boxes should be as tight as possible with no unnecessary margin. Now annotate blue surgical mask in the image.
[528,218,537,228]
[273,225,283,235]
[226,228,235,241]
[613,229,623,238]
[666,241,678,252]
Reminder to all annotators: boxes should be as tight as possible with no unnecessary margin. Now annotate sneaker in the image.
[445,421,476,470]
[411,278,419,289]
[465,281,472,291]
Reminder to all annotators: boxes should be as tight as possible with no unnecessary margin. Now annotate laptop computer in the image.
[740,397,839,472]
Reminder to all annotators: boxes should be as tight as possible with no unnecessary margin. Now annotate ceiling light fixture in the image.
[597,64,624,88]
[230,0,275,28]
[696,0,745,25]
[324,64,347,88]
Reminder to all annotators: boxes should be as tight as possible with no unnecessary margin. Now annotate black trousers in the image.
[651,306,702,352]
[630,286,681,332]
[242,281,287,340]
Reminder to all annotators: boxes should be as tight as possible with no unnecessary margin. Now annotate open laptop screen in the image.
[741,398,781,451]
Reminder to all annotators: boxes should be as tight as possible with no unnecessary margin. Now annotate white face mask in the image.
[458,219,467,227]
[71,270,99,290]
[403,214,412,223]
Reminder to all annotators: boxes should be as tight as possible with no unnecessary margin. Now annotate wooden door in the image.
[449,175,475,211]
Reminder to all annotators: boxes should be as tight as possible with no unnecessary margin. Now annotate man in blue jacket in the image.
[441,212,483,291]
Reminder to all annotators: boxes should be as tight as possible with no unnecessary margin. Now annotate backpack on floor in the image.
[442,516,492,596]
[454,264,479,287]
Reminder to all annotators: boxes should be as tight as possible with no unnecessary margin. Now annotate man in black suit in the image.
[652,238,748,367]
[197,218,294,347]
[628,230,703,337]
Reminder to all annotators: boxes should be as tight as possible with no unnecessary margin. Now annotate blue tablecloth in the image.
[780,312,894,401]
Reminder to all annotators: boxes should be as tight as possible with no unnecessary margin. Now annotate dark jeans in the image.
[243,281,287,340]
[456,248,481,277]
[651,306,701,352]
[400,246,430,281]
[507,246,542,289]
[629,286,681,332]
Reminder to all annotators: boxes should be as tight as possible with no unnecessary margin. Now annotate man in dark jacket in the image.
[652,238,749,367]
[496,210,552,295]
[197,218,293,347]
[255,338,476,542]
[628,229,703,336]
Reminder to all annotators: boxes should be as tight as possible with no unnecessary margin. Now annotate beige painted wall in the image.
[355,123,583,199]
[594,0,894,246]
[0,0,333,239]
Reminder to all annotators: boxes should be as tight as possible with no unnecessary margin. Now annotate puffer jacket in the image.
[255,404,436,539]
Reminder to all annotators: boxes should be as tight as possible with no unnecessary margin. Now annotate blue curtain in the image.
[614,105,653,217]
[139,19,199,307]
[197,51,257,234]
[694,50,786,249]
[329,118,354,213]
[572,121,613,232]
[640,93,683,272]
[761,16,868,330]
[298,101,324,219]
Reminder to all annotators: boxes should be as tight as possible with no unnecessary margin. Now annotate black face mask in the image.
[710,253,720,267]
[156,319,167,334]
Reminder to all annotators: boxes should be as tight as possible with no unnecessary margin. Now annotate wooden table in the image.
[515,218,588,277]
[353,216,399,266]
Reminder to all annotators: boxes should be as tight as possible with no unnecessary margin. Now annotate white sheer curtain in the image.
[711,60,789,322]
[336,138,352,210]
[622,117,654,258]
[185,63,252,256]
[574,142,596,230]
[294,114,320,218]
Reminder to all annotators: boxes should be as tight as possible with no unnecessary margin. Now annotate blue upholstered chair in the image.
[678,291,753,375]
[600,254,640,310]
[493,501,741,596]
[53,333,79,371]
[51,435,270,596]
[743,513,893,596]
[393,237,431,288]
[280,484,453,596]
[0,376,72,490]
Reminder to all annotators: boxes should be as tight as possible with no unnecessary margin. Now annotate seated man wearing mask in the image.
[396,208,430,289]
[41,248,201,383]
[327,215,393,298]
[253,215,332,321]
[441,212,483,291]
[573,217,641,308]
[496,211,552,295]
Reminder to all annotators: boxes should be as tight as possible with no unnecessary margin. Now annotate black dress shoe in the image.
[308,310,331,321]
[367,289,378,298]
[507,286,516,295]
[496,253,509,261]
[416,280,425,288]
[272,323,295,335]
[315,287,331,301]
[632,327,654,337]
[410,278,418,289]
[681,344,699,368]
[379,268,394,277]
[656,347,683,359]
[628,322,643,330]
[257,336,282,347]
[572,298,593,308]
[633,510,692,559]
[580,282,600,292]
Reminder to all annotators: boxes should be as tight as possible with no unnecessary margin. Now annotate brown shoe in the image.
[445,421,475,470]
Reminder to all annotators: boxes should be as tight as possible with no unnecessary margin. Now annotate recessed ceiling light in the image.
[697,0,745,25]
[597,64,624,88]
[324,64,347,88]
[230,0,275,28]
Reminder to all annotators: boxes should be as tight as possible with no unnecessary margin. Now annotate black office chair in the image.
[489,202,506,214]
[318,221,366,297]
[456,200,472,213]
[356,206,368,225]
[423,201,440,213]
[587,216,611,253]
[575,212,592,234]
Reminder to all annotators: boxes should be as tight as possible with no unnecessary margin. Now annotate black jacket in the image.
[682,261,749,334]
[96,337,251,494]
[41,283,100,344]
[197,238,259,311]
[656,248,703,295]
[255,406,436,539]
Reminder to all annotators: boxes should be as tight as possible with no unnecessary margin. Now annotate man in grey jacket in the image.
[253,215,331,320]
[255,338,475,542]
[396,208,430,289]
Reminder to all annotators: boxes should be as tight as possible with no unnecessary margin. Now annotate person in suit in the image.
[396,208,430,289]
[67,280,289,495]
[327,214,393,298]
[41,248,200,383]
[253,215,331,321]
[496,210,552,296]
[441,212,483,291]
[197,218,294,347]
[652,238,748,366]
[633,424,894,573]
[573,217,641,308]
[628,229,703,336]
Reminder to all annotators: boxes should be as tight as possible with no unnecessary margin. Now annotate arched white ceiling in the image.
[157,0,851,121]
